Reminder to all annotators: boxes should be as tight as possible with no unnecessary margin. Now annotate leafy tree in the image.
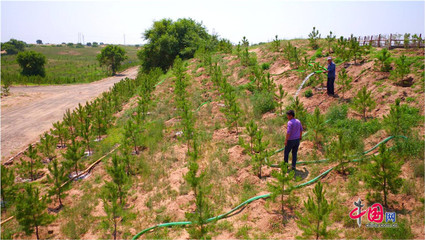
[307,107,326,150]
[296,182,333,240]
[15,184,53,240]
[391,54,412,82]
[364,144,403,207]
[19,144,43,181]
[374,48,392,72]
[1,165,15,212]
[86,42,92,47]
[36,39,43,44]
[138,18,214,71]
[351,86,376,121]
[39,132,57,161]
[337,68,352,100]
[17,51,47,77]
[97,45,128,75]
[325,31,336,53]
[1,38,26,54]
[62,139,84,175]
[308,27,321,50]
[52,121,68,148]
[92,42,99,47]
[47,159,68,208]
[272,35,280,52]
[267,162,296,224]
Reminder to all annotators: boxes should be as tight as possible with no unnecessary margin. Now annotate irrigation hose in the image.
[132,135,406,239]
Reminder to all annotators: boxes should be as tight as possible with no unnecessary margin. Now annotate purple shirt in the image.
[287,118,303,140]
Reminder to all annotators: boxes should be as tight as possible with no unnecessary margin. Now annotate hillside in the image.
[1,39,424,239]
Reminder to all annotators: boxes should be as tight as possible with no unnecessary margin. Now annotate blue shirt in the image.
[327,62,336,78]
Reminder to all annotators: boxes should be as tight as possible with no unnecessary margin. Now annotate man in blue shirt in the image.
[325,56,336,96]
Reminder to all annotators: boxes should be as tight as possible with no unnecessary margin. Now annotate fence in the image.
[353,34,425,49]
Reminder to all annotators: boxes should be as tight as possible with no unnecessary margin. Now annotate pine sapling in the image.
[62,139,84,176]
[326,131,363,174]
[364,144,403,207]
[239,120,258,154]
[1,165,15,212]
[15,184,53,240]
[19,144,43,181]
[47,159,68,208]
[272,35,280,52]
[106,155,130,205]
[374,48,392,72]
[101,183,124,240]
[276,85,288,115]
[296,182,333,240]
[250,129,272,178]
[337,68,353,100]
[308,27,321,50]
[39,132,57,162]
[351,86,376,121]
[307,107,327,150]
[391,54,412,83]
[325,31,336,54]
[93,110,107,141]
[52,121,68,148]
[267,162,296,224]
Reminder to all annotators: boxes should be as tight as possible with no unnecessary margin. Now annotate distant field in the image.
[1,45,140,85]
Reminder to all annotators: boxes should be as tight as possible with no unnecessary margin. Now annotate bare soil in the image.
[1,66,139,160]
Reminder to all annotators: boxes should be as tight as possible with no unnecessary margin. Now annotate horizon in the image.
[1,1,424,45]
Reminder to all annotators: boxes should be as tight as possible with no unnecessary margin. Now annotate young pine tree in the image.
[308,27,321,50]
[276,85,288,115]
[337,68,353,100]
[272,35,280,52]
[62,139,85,176]
[221,84,241,134]
[52,121,68,148]
[19,144,43,181]
[374,48,392,72]
[382,98,420,137]
[15,184,53,240]
[351,86,376,121]
[239,120,258,154]
[47,159,68,208]
[123,119,142,155]
[1,165,15,212]
[184,139,214,239]
[250,129,272,178]
[325,31,336,54]
[93,110,107,141]
[106,155,130,205]
[349,35,363,64]
[326,131,364,174]
[286,97,307,126]
[306,107,327,150]
[267,162,296,225]
[296,182,333,240]
[391,54,412,83]
[364,144,403,207]
[39,132,58,162]
[80,117,92,156]
[101,183,124,240]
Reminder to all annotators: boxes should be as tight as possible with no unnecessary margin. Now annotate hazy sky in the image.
[1,0,424,45]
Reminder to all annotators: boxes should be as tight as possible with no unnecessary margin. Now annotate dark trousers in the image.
[284,139,300,169]
[327,76,335,95]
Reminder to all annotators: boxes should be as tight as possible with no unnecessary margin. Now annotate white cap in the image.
[327,56,332,60]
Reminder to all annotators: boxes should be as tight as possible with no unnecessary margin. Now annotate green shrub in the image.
[304,89,313,98]
[251,90,276,116]
[383,219,413,239]
[414,161,424,178]
[326,104,348,122]
[261,62,270,70]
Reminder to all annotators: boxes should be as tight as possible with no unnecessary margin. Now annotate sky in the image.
[1,0,424,45]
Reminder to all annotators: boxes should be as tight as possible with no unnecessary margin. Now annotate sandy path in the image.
[1,66,139,160]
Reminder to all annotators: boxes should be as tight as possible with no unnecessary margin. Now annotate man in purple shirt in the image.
[284,110,303,171]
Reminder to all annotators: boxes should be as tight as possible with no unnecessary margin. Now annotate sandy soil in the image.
[1,66,139,160]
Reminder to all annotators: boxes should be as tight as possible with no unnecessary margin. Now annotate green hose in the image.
[132,136,406,239]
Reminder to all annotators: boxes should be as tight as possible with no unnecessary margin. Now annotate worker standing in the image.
[325,56,336,96]
[284,110,303,171]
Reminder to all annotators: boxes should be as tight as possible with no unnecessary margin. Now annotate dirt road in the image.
[1,66,139,160]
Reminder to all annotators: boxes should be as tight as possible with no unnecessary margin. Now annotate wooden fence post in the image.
[378,34,381,47]
[389,34,392,49]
